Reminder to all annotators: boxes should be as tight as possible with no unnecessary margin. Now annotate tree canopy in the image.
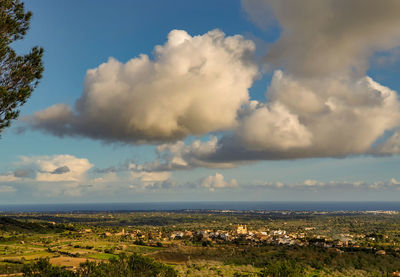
[0,0,43,134]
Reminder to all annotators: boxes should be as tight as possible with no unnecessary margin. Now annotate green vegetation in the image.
[22,254,177,277]
[1,210,400,276]
[0,0,44,134]
[260,260,305,277]
[0,217,72,233]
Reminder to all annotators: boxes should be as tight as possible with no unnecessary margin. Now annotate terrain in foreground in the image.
[1,209,400,276]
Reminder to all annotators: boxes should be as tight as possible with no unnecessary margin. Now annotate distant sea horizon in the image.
[1,201,400,213]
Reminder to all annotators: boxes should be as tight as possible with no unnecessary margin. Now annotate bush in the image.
[260,260,305,277]
[22,258,75,277]
[22,253,177,277]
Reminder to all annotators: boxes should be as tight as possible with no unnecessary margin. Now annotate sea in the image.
[1,201,400,213]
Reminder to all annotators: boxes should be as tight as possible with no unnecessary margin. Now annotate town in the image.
[98,222,383,252]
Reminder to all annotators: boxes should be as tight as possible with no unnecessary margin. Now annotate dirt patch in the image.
[49,257,96,268]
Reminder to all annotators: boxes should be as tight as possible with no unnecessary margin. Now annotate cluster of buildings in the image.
[168,224,306,246]
[166,225,384,252]
[89,223,392,255]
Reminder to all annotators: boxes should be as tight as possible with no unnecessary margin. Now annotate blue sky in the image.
[1,0,400,204]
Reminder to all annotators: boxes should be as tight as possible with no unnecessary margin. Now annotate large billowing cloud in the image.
[135,68,400,164]
[229,72,400,159]
[242,0,400,77]
[236,100,313,151]
[202,0,400,161]
[26,29,257,143]
[23,1,400,164]
[225,0,400,160]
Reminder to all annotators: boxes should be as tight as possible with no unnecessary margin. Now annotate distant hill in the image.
[0,217,71,233]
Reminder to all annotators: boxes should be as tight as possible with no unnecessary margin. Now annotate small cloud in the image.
[0,174,20,182]
[275,181,284,188]
[51,166,70,174]
[249,178,400,191]
[9,154,93,183]
[389,178,400,186]
[369,181,385,190]
[143,180,177,191]
[131,171,171,182]
[14,168,35,178]
[352,181,365,188]
[304,179,318,186]
[92,166,117,174]
[303,179,324,187]
[0,185,16,193]
[201,173,239,192]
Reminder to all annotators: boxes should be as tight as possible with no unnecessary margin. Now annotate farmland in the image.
[1,210,400,276]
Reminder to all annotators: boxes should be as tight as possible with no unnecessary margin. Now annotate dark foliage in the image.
[260,260,305,277]
[22,254,177,277]
[22,258,75,277]
[0,0,44,134]
[0,217,72,233]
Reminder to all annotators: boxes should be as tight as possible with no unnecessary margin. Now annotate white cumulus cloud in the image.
[18,155,93,182]
[26,29,257,143]
[200,173,239,192]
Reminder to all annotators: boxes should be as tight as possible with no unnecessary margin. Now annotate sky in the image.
[1,0,400,204]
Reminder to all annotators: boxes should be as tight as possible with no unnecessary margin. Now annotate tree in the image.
[77,254,178,277]
[22,258,75,277]
[0,0,44,134]
[23,254,178,277]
